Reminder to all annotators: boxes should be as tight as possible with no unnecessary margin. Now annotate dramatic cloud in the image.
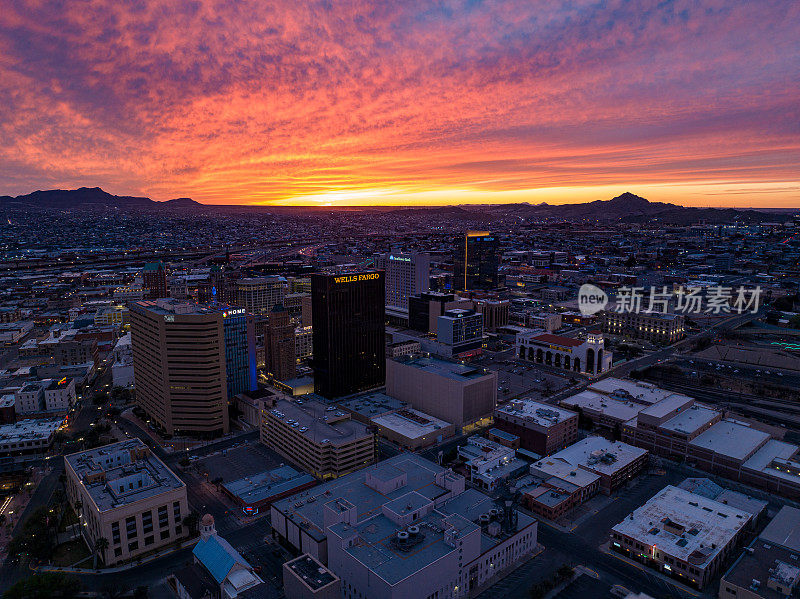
[1,0,798,206]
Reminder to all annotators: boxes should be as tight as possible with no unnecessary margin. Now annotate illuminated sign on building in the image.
[334,273,381,284]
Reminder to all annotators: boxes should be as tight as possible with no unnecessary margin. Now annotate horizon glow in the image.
[0,1,798,208]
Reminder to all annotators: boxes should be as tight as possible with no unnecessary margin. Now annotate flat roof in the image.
[760,506,800,552]
[390,355,493,381]
[222,465,315,506]
[285,554,338,590]
[588,378,672,405]
[637,394,694,420]
[272,454,453,543]
[548,437,647,476]
[743,439,800,486]
[560,390,644,423]
[65,439,184,512]
[722,540,800,599]
[338,392,406,420]
[326,487,534,584]
[531,457,601,489]
[372,409,451,439]
[612,485,751,567]
[269,398,373,447]
[497,398,576,428]
[660,405,719,435]
[688,420,771,461]
[0,418,62,442]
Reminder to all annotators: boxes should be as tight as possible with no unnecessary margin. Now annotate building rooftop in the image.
[528,333,583,347]
[338,392,406,420]
[659,405,719,435]
[65,439,184,512]
[760,506,800,552]
[588,378,673,405]
[531,457,601,489]
[269,398,373,447]
[547,437,647,476]
[284,554,338,591]
[612,485,751,567]
[0,418,62,443]
[722,539,800,599]
[688,420,771,461]
[326,487,534,585]
[371,408,452,440]
[391,354,493,381]
[497,398,576,428]
[133,298,219,316]
[637,393,695,420]
[222,465,315,506]
[560,390,643,423]
[272,454,458,544]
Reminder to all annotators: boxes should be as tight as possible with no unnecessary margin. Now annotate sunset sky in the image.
[1,1,798,207]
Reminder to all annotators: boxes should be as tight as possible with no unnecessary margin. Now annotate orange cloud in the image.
[0,0,798,207]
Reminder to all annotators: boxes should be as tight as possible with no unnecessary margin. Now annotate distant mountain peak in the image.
[609,192,650,205]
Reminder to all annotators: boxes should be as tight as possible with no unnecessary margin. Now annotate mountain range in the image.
[0,187,792,224]
[0,187,203,209]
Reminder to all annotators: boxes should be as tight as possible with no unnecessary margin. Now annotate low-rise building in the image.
[64,439,189,566]
[0,320,34,344]
[270,453,537,599]
[610,485,752,588]
[0,418,61,471]
[261,397,376,480]
[523,458,601,520]
[494,399,578,455]
[43,376,77,411]
[602,311,685,344]
[543,437,648,494]
[221,465,316,512]
[458,436,528,492]
[516,330,611,375]
[191,514,267,598]
[283,554,341,599]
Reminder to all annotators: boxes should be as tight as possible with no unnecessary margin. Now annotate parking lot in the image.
[193,442,287,483]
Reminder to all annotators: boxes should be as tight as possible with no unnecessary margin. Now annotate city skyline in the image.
[1,1,798,208]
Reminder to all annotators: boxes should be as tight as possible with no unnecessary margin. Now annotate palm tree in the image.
[93,537,109,569]
[182,511,200,536]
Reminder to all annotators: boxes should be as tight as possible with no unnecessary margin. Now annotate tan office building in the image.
[130,299,229,436]
[65,439,189,566]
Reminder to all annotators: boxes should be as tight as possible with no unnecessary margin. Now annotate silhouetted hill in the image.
[0,187,203,209]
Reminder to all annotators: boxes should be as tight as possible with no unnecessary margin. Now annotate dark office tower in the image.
[221,307,257,398]
[264,303,296,381]
[142,262,168,299]
[453,231,499,291]
[312,271,385,398]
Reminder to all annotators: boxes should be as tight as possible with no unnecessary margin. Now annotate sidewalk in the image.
[36,536,199,575]
[598,541,702,598]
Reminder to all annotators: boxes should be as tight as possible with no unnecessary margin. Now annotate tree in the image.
[7,506,57,562]
[212,477,224,490]
[183,511,200,535]
[3,573,81,599]
[93,536,109,569]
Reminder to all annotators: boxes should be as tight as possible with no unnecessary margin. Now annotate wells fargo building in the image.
[311,271,385,398]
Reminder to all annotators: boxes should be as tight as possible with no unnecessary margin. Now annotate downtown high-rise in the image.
[311,271,385,398]
[453,231,500,291]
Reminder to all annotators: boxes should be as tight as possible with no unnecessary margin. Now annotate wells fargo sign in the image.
[334,273,380,284]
